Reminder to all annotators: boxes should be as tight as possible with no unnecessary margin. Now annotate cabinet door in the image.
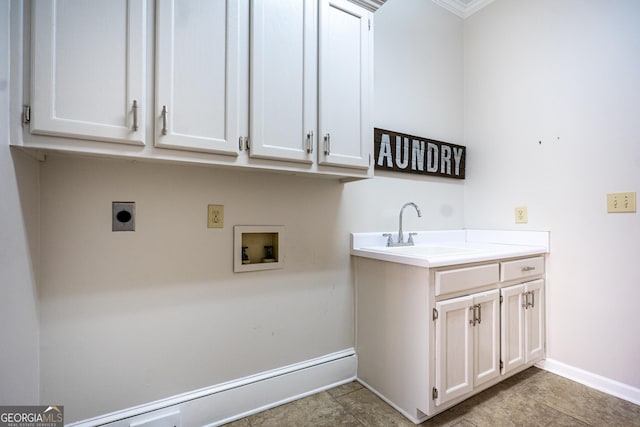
[249,0,316,163]
[31,0,146,145]
[318,0,372,169]
[500,284,526,375]
[435,295,473,406]
[156,0,242,155]
[473,290,500,387]
[525,280,545,362]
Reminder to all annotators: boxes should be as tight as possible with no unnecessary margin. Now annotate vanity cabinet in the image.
[354,253,546,424]
[18,0,377,179]
[30,0,146,145]
[501,279,545,374]
[434,289,500,406]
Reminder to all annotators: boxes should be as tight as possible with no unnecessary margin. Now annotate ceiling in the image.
[431,0,495,18]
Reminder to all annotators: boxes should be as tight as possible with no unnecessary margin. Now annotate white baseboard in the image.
[67,349,357,427]
[537,358,640,406]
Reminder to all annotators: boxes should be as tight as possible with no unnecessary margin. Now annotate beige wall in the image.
[463,0,640,388]
[0,1,40,405]
[34,0,465,422]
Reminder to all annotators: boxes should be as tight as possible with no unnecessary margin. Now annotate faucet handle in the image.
[408,232,418,245]
[382,233,393,247]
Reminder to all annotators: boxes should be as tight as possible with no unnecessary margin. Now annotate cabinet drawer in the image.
[435,263,499,296]
[500,256,545,282]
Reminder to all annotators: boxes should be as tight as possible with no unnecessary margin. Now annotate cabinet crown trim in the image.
[348,0,386,12]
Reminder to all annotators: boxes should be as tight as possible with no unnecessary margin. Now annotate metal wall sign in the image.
[374,128,466,179]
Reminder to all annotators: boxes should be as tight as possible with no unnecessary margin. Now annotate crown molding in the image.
[348,0,387,13]
[432,0,495,19]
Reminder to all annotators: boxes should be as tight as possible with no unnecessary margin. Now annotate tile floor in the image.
[222,367,640,427]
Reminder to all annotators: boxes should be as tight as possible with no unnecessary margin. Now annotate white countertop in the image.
[350,229,550,268]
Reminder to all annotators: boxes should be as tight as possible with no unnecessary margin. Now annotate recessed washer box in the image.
[234,225,284,272]
[112,201,135,231]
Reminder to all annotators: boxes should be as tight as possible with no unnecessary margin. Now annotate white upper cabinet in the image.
[30,0,146,145]
[249,0,316,163]
[318,0,372,169]
[155,0,241,155]
[20,0,377,178]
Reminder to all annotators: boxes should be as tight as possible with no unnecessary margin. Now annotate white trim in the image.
[356,378,427,425]
[431,0,495,19]
[537,359,640,406]
[67,349,356,427]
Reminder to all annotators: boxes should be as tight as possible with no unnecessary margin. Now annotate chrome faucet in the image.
[385,202,422,246]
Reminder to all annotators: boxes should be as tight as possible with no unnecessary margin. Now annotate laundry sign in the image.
[374,128,466,179]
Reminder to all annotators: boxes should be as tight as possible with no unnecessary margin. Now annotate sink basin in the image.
[362,245,479,257]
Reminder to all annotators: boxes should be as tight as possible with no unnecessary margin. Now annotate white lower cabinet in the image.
[435,289,500,406]
[501,279,545,375]
[355,254,546,424]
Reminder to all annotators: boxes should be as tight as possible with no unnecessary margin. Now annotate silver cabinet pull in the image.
[522,292,529,309]
[161,105,168,135]
[469,306,476,326]
[132,100,139,131]
[477,303,482,324]
[324,133,331,155]
[306,131,314,153]
[529,290,535,308]
[521,266,535,272]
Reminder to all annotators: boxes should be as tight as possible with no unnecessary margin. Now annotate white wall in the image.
[34,0,466,422]
[343,0,465,232]
[464,0,640,388]
[0,0,40,405]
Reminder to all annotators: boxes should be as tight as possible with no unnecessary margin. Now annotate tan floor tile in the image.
[518,371,640,427]
[247,391,361,427]
[220,418,251,427]
[335,387,416,427]
[327,380,363,398]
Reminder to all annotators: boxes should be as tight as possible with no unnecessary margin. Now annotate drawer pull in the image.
[521,266,535,272]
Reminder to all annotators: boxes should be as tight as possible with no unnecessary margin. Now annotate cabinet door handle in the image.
[469,305,476,326]
[161,105,168,135]
[529,290,535,308]
[132,100,139,131]
[477,303,482,325]
[324,133,331,155]
[307,131,314,153]
[522,292,529,309]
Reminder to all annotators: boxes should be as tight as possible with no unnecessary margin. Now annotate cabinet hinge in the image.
[22,105,31,124]
[500,295,503,304]
[500,360,504,370]
[432,387,438,400]
[368,19,371,31]
[432,308,438,321]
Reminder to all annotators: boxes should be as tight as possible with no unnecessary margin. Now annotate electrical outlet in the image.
[515,206,528,224]
[607,192,636,213]
[207,204,224,228]
[112,201,135,231]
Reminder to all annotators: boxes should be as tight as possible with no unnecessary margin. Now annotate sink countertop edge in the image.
[350,230,550,268]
